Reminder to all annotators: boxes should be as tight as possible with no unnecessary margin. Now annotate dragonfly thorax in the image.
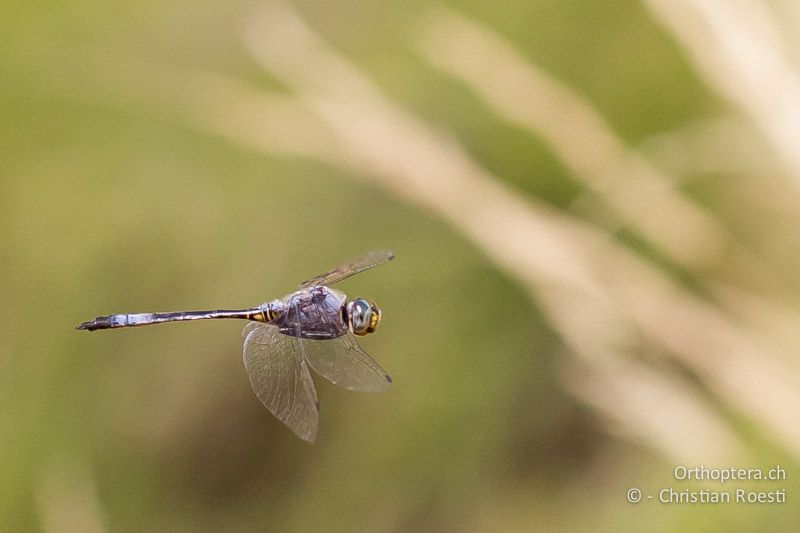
[269,287,381,338]
[267,287,347,340]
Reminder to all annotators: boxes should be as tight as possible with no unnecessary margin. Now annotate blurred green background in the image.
[2,0,800,531]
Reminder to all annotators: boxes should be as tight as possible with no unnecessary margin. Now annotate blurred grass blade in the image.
[646,0,800,180]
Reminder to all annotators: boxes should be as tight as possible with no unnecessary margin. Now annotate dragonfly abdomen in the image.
[76,308,268,331]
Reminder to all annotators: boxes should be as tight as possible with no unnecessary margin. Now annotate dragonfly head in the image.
[346,298,381,336]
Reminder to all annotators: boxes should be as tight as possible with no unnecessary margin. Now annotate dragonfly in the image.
[76,250,395,442]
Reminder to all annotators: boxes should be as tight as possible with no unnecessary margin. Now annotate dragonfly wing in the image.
[303,332,392,392]
[298,250,395,288]
[242,322,320,442]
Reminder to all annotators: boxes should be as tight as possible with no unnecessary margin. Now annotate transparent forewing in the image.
[298,250,395,289]
[242,322,320,442]
[303,332,392,392]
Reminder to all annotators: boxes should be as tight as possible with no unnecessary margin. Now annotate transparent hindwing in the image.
[242,322,320,442]
[302,333,392,392]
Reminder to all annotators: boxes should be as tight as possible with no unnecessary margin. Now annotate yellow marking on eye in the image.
[369,310,380,331]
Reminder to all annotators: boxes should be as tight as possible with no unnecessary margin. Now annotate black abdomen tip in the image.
[75,316,111,331]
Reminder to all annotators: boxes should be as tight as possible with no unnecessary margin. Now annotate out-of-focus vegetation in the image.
[2,0,800,531]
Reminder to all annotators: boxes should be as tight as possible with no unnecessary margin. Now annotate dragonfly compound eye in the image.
[347,298,381,335]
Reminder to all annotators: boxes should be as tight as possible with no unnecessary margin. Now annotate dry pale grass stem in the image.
[417,9,731,272]
[33,46,337,160]
[414,7,800,460]
[646,0,800,181]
